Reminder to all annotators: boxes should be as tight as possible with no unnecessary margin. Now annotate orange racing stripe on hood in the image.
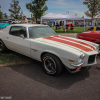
[54,35,95,50]
[44,36,93,52]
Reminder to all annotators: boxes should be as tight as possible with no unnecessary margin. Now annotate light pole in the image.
[66,11,69,14]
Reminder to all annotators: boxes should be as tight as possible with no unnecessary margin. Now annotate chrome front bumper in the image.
[71,62,84,67]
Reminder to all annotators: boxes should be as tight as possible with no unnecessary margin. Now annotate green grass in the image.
[0,51,33,66]
[53,26,89,33]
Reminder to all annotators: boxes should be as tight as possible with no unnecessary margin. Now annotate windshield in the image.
[28,26,57,38]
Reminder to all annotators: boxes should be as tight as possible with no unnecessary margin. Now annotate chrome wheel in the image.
[43,57,56,74]
[42,53,63,75]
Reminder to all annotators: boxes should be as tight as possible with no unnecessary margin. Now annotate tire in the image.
[42,53,63,76]
[95,42,100,55]
[0,39,8,52]
[98,44,100,55]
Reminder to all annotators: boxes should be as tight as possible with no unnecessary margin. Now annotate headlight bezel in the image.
[97,46,100,52]
[78,58,83,63]
[78,54,85,63]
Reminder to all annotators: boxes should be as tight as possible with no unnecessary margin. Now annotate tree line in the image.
[0,0,48,23]
[0,0,100,23]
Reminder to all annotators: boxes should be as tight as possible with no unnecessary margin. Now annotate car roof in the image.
[9,24,48,27]
[0,19,9,20]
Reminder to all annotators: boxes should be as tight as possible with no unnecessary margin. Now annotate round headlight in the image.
[80,54,85,59]
[78,58,82,63]
[78,54,84,63]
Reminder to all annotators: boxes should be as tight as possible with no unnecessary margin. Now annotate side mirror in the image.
[20,34,25,39]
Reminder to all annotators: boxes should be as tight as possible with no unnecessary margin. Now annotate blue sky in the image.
[0,0,88,18]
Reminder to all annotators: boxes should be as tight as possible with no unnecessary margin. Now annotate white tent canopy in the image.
[41,13,85,20]
[41,13,85,31]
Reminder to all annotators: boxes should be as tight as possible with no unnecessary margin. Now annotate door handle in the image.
[6,37,9,39]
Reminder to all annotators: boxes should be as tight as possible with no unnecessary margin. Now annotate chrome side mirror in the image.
[20,34,25,39]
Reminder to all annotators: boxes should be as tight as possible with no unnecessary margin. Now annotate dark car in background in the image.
[0,19,9,23]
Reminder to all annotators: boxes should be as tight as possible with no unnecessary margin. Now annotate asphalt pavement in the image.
[0,33,100,100]
[0,56,100,100]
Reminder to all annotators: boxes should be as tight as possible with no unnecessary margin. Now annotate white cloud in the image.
[48,0,68,6]
[23,11,31,18]
[69,10,89,18]
[47,0,86,9]
[57,0,68,5]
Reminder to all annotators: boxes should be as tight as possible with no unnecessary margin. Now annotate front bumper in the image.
[71,62,84,67]
[64,63,84,73]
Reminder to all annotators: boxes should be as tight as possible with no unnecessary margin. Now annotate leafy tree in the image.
[31,14,35,21]
[0,5,2,19]
[83,0,100,20]
[0,10,2,19]
[9,0,21,19]
[4,13,8,19]
[19,10,23,20]
[32,16,35,21]
[26,0,48,23]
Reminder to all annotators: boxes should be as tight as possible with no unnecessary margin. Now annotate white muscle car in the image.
[0,24,99,75]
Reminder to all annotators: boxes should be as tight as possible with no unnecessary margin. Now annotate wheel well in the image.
[0,38,6,45]
[0,38,4,43]
[41,52,62,63]
[0,38,3,42]
[41,52,48,60]
[0,38,8,49]
[95,41,100,44]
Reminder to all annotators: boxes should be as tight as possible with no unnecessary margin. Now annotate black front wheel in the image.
[42,53,63,76]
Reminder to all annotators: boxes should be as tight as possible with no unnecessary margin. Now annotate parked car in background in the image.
[0,19,9,24]
[0,19,10,29]
[11,19,21,24]
[77,31,100,53]
[76,22,86,27]
[0,24,99,76]
[87,22,100,31]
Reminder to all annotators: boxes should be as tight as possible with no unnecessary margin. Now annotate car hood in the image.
[32,35,97,54]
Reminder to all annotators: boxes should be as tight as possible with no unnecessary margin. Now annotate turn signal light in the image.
[69,60,75,62]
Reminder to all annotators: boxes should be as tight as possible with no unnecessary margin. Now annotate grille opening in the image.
[88,55,96,64]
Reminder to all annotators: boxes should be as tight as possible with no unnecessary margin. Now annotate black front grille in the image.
[88,55,96,64]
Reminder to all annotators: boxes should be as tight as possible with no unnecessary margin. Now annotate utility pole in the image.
[66,11,69,14]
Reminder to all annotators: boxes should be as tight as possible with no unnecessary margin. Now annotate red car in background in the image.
[77,31,100,43]
[77,31,100,52]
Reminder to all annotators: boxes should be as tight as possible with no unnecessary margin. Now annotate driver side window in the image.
[9,26,27,38]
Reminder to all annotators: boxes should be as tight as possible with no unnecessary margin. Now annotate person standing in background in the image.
[23,16,28,24]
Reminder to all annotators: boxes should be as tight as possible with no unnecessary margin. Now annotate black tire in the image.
[95,42,100,55]
[0,39,8,52]
[42,53,63,76]
[98,44,100,56]
[98,44,100,54]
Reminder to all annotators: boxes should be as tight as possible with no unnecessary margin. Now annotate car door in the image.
[5,26,31,57]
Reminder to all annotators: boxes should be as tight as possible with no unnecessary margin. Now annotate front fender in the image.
[42,50,61,60]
